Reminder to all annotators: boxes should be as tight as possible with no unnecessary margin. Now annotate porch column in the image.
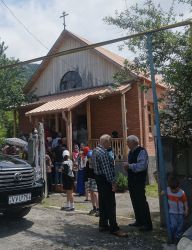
[67,111,73,155]
[55,113,59,132]
[35,117,38,129]
[121,94,128,159]
[86,99,91,142]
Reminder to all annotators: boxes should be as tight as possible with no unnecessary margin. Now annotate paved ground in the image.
[0,192,167,250]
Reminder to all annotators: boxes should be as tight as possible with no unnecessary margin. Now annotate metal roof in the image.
[26,84,131,116]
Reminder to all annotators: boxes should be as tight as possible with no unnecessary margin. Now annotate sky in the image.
[0,0,191,62]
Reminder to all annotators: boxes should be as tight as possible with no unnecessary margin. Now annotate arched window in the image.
[60,71,82,91]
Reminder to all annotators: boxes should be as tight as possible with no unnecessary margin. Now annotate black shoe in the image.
[99,226,109,232]
[139,225,153,232]
[128,222,143,227]
[111,230,128,237]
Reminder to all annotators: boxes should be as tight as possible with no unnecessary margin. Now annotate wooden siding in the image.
[30,36,124,97]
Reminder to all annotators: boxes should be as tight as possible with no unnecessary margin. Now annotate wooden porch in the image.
[24,85,130,160]
[89,138,126,161]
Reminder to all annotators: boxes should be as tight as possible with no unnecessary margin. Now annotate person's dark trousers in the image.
[128,180,152,229]
[47,173,52,193]
[95,175,119,233]
[54,162,63,184]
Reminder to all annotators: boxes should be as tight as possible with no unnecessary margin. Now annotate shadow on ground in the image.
[0,214,34,238]
[26,210,166,250]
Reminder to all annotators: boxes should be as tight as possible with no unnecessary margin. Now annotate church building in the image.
[18,28,166,175]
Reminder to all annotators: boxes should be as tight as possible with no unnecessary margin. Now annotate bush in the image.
[116,172,128,192]
[0,137,5,150]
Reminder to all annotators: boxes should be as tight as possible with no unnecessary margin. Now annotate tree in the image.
[104,0,192,143]
[160,45,192,141]
[0,40,26,137]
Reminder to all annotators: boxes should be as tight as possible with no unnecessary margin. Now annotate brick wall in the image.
[18,82,166,159]
[89,82,157,156]
[144,85,166,156]
[125,83,142,142]
[90,94,122,138]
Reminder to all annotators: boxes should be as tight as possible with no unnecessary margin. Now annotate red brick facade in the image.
[19,82,165,157]
[90,94,122,138]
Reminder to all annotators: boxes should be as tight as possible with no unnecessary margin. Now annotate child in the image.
[86,150,99,216]
[167,175,188,243]
[61,150,75,211]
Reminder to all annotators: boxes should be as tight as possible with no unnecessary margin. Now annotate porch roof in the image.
[25,84,131,116]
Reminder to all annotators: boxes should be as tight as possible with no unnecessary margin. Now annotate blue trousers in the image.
[169,213,184,240]
[76,169,85,195]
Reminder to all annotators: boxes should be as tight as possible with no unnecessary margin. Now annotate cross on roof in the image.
[60,11,69,30]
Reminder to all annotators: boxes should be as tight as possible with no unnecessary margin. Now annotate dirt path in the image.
[0,193,166,250]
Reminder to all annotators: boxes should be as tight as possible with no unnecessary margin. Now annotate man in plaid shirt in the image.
[92,134,127,237]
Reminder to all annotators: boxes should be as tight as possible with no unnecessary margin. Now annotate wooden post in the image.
[121,94,128,159]
[38,123,47,198]
[35,117,38,129]
[55,113,59,132]
[86,99,91,142]
[67,111,72,155]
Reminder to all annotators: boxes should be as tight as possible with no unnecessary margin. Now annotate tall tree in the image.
[0,40,26,137]
[104,0,192,142]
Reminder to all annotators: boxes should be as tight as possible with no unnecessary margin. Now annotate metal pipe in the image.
[146,33,172,242]
[0,19,191,70]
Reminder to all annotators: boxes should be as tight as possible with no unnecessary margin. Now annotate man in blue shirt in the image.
[124,135,153,231]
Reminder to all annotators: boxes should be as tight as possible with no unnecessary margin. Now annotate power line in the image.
[0,0,49,50]
[0,19,191,70]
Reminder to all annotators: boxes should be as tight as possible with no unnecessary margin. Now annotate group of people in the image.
[45,137,100,215]
[91,134,189,242]
[45,133,153,237]
[91,134,153,237]
[5,130,187,242]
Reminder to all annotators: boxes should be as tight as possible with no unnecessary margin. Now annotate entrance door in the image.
[76,115,88,145]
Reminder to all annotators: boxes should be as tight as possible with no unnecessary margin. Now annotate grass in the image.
[40,183,159,210]
[146,183,159,198]
[40,193,92,211]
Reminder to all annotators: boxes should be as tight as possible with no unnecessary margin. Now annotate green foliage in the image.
[0,111,16,137]
[22,64,39,82]
[0,137,5,150]
[104,0,189,73]
[104,0,192,143]
[160,46,192,142]
[116,172,128,192]
[0,39,28,137]
[146,184,158,197]
[0,40,26,110]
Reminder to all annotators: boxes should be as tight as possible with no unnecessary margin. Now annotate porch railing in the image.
[88,138,124,161]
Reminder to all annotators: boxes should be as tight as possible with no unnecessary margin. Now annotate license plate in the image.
[8,193,31,205]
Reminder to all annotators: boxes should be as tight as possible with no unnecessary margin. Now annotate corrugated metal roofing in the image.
[26,84,131,116]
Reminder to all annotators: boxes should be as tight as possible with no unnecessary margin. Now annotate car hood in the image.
[0,154,31,170]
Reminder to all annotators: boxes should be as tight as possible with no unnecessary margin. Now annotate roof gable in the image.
[24,30,126,94]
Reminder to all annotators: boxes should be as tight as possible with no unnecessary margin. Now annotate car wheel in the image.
[3,207,31,219]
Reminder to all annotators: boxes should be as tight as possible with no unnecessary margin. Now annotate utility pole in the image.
[60,11,69,30]
[146,33,172,243]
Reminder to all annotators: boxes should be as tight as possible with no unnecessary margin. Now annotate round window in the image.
[60,71,82,91]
